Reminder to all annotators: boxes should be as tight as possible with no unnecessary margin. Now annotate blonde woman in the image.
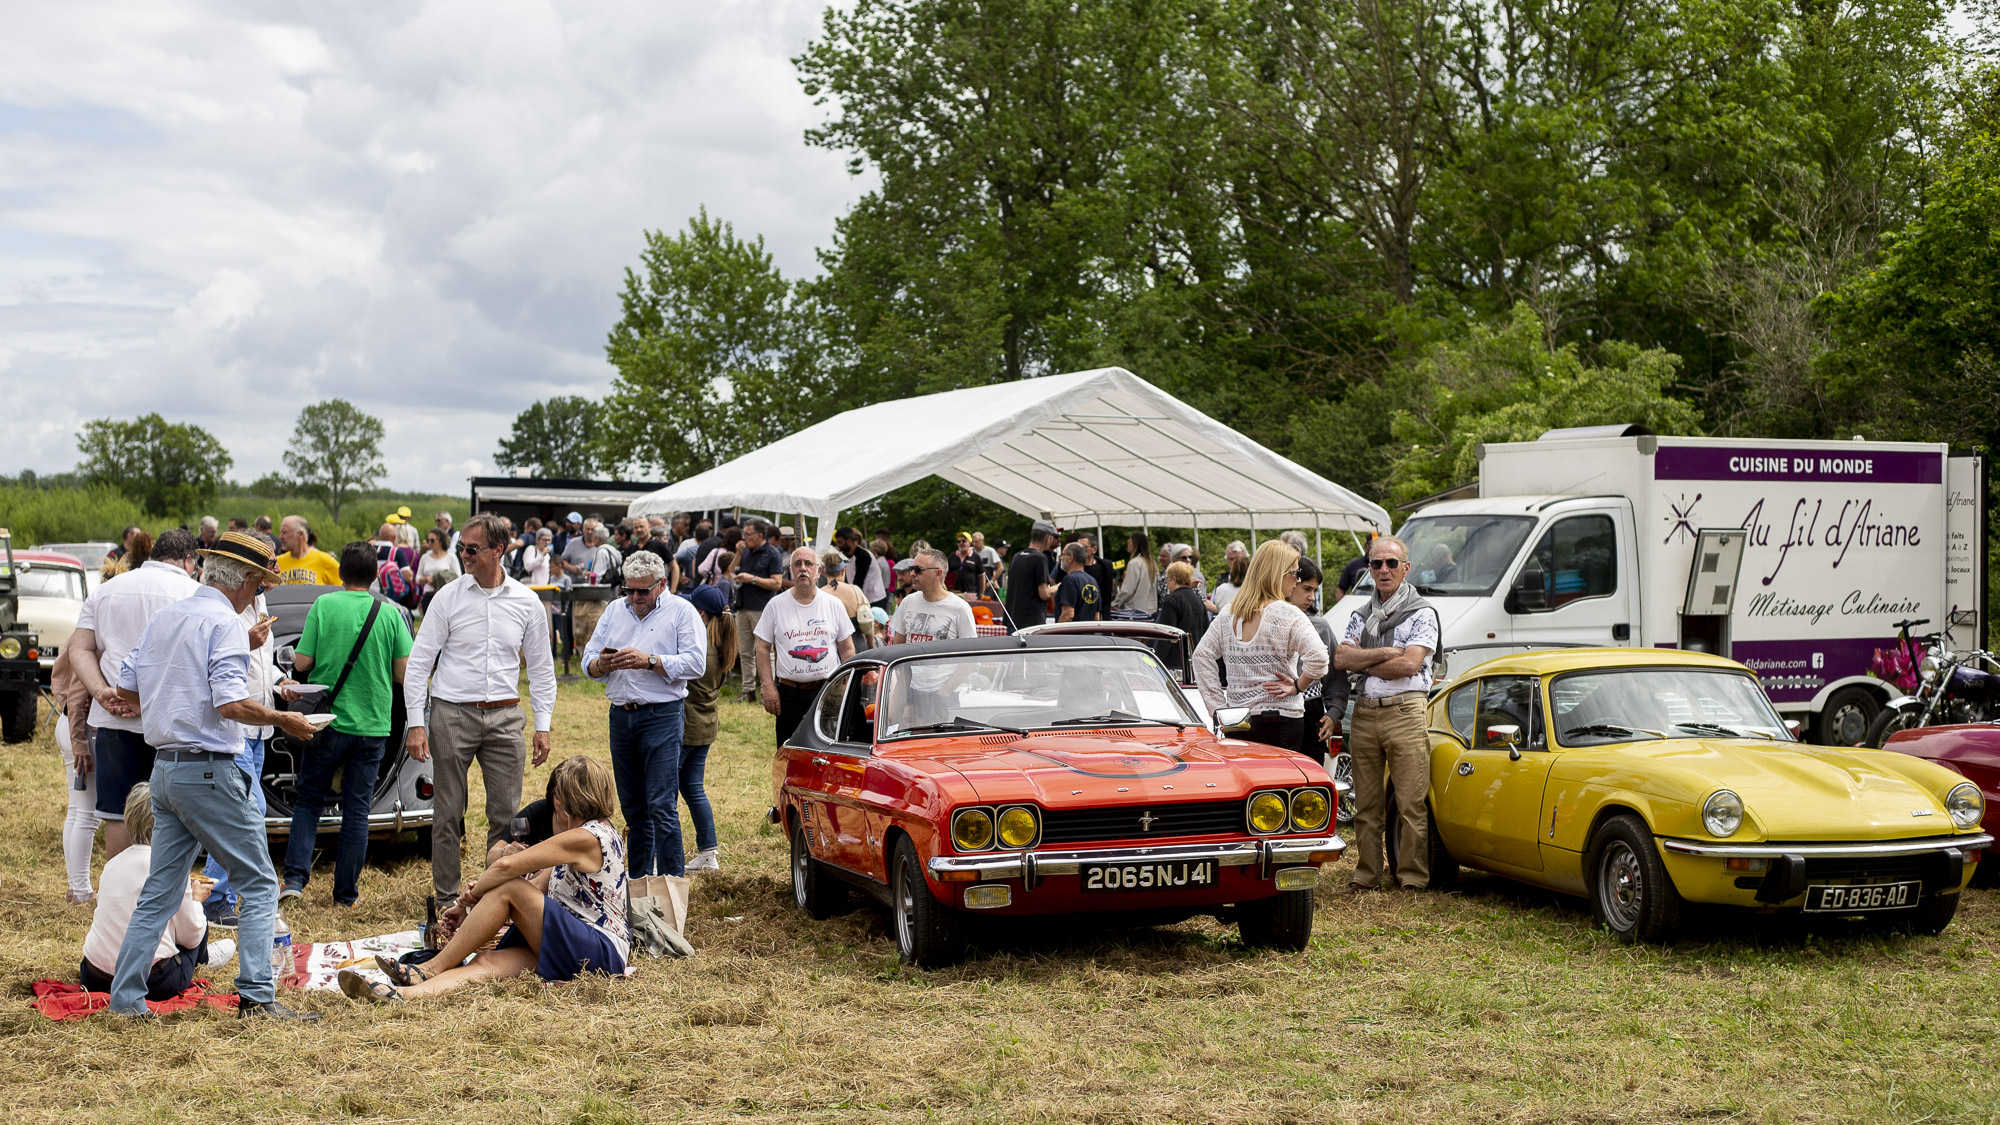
[1192,541,1328,753]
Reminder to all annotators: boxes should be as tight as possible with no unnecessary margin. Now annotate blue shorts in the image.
[94,728,155,819]
[496,897,627,981]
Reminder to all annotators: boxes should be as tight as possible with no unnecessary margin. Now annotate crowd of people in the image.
[51,501,1426,1015]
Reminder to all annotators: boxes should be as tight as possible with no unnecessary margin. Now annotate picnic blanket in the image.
[30,978,238,1020]
[284,929,425,992]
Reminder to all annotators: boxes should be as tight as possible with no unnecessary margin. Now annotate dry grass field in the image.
[4,679,1999,1124]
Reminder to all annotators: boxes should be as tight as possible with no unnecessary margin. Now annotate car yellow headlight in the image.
[1702,790,1744,837]
[951,808,994,851]
[1247,791,1287,834]
[1947,782,1983,829]
[1289,788,1330,832]
[0,637,19,660]
[997,806,1038,848]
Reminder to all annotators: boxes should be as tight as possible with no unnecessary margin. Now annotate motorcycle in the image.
[1866,616,2000,746]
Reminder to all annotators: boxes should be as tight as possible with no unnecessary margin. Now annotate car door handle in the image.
[1456,761,1474,776]
[812,756,829,765]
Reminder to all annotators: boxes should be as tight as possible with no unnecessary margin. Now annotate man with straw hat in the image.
[105,531,320,1021]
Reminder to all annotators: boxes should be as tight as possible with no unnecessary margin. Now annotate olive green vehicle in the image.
[0,529,44,743]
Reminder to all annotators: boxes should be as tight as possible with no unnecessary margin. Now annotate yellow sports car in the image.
[1423,649,1989,942]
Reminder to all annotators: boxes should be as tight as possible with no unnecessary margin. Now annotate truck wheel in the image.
[1237,888,1314,951]
[0,689,37,744]
[1426,801,1458,890]
[890,837,965,967]
[1864,704,1921,749]
[1815,686,1880,746]
[791,821,848,920]
[1587,814,1682,943]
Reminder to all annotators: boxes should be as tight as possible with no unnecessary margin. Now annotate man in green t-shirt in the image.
[279,541,413,906]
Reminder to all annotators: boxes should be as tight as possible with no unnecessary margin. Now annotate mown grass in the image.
[3,679,1998,1124]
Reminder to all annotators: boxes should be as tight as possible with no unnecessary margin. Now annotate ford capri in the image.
[771,635,1345,967]
[1425,649,1988,942]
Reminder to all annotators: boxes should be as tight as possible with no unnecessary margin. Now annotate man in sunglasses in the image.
[753,547,855,747]
[1332,536,1439,894]
[403,512,558,909]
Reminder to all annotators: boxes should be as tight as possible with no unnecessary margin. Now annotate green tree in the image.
[1388,304,1704,503]
[496,396,601,479]
[599,210,813,481]
[283,399,386,525]
[75,413,233,517]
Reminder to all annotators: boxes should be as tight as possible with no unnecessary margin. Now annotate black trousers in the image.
[775,684,822,748]
[1301,696,1329,760]
[81,930,209,1000]
[1241,713,1304,754]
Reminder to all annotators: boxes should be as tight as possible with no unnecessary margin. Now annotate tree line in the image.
[499,0,1999,530]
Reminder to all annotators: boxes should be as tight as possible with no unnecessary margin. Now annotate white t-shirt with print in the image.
[890,592,977,646]
[754,589,855,683]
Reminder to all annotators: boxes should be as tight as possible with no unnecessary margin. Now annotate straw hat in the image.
[196,530,286,585]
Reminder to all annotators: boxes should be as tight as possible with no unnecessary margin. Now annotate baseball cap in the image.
[778,525,796,537]
[567,511,583,523]
[680,584,729,617]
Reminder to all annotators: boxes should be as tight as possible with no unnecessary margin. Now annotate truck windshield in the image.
[1353,514,1536,597]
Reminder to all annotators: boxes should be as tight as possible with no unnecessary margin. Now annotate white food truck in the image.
[1329,426,1986,745]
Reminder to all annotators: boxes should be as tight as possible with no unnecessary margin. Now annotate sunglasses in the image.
[1367,558,1403,570]
[457,542,491,556]
[620,584,661,597]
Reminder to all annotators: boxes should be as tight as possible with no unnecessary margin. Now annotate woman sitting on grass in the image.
[339,755,629,1003]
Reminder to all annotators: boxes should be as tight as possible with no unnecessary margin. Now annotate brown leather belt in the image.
[1355,691,1424,707]
[776,678,826,691]
[444,698,520,710]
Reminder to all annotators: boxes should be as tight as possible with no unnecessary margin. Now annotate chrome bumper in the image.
[1660,833,1992,859]
[929,835,1344,883]
[264,802,433,837]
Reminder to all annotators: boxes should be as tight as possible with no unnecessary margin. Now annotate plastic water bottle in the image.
[271,915,293,983]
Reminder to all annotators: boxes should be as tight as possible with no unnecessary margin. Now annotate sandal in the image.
[338,969,401,1004]
[374,954,433,987]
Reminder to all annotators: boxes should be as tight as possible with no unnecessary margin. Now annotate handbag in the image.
[627,873,694,958]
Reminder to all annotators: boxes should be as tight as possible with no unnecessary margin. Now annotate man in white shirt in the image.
[582,551,704,876]
[64,527,201,860]
[889,548,977,645]
[404,513,559,906]
[755,547,855,747]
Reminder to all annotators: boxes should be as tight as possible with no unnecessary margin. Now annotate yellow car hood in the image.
[1611,739,1960,841]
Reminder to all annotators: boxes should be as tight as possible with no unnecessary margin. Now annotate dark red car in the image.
[1887,723,2000,881]
[771,634,1345,966]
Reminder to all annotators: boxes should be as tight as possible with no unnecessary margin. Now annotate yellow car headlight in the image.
[951,808,994,851]
[1290,788,1330,832]
[1947,782,1983,829]
[0,637,20,660]
[1247,791,1287,834]
[1702,790,1744,838]
[997,806,1039,848]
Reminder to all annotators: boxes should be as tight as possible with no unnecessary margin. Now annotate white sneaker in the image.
[685,849,720,873]
[206,938,237,965]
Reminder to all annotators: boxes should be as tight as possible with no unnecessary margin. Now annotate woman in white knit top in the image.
[1193,541,1330,753]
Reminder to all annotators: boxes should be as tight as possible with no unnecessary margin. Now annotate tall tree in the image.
[598,210,812,481]
[75,414,233,517]
[496,396,601,479]
[283,399,385,524]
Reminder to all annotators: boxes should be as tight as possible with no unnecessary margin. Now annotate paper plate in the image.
[304,714,336,730]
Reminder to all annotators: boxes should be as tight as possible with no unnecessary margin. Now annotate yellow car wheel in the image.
[1587,814,1683,943]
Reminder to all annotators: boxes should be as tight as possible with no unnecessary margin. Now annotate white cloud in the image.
[0,0,864,491]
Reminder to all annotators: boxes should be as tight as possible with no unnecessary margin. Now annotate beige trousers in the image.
[733,607,762,699]
[1348,692,1431,888]
[427,700,527,901]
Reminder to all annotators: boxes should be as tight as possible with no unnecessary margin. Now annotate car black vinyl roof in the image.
[852,633,1152,665]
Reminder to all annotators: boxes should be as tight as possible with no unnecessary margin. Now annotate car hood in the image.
[906,732,1319,807]
[1603,738,1966,840]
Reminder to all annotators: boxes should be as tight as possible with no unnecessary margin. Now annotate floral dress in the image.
[549,820,630,964]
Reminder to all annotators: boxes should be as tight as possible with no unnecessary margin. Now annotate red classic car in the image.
[1887,722,2000,883]
[771,634,1345,966]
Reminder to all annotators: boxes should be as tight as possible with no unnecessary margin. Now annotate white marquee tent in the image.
[625,367,1389,552]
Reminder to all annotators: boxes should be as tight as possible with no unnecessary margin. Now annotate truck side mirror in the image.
[1509,569,1548,613]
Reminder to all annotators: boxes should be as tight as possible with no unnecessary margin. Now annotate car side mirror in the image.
[1784,719,1801,740]
[1211,706,1251,736]
[1487,722,1523,761]
[1509,569,1548,613]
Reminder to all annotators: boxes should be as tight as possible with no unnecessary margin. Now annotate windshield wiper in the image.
[895,715,1029,737]
[1562,723,1665,740]
[1048,710,1186,731]
[1676,722,1775,741]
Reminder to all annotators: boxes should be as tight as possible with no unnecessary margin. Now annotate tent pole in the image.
[1249,512,1256,550]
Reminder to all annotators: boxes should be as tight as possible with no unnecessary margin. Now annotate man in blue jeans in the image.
[282,541,413,906]
[582,550,705,876]
[108,531,320,1020]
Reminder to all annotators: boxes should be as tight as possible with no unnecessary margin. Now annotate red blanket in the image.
[30,978,239,1020]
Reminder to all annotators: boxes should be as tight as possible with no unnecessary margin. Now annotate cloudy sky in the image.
[0,0,863,493]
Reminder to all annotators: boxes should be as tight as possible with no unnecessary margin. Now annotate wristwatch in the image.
[646,654,659,671]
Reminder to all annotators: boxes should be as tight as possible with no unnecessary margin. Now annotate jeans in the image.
[282,731,386,903]
[609,700,684,877]
[204,737,266,906]
[678,742,717,852]
[110,756,278,1012]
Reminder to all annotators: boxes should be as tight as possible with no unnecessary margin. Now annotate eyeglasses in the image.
[1367,558,1403,570]
[620,584,661,597]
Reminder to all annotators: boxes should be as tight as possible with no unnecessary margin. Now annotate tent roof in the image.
[625,367,1389,534]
